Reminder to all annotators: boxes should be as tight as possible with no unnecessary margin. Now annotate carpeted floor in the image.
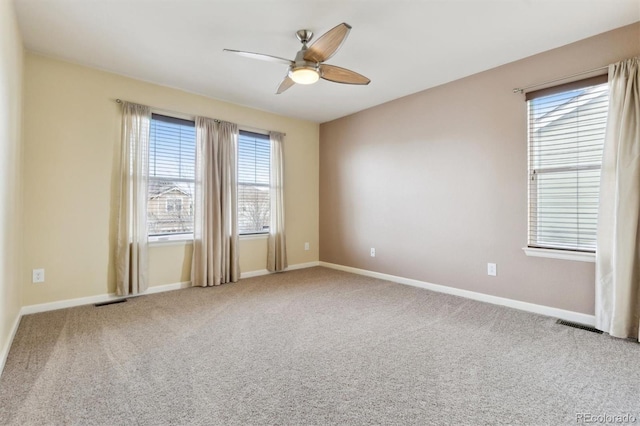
[0,266,638,425]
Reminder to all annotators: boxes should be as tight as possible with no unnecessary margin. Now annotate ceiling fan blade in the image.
[303,23,351,63]
[223,49,293,66]
[320,64,370,85]
[276,76,295,94]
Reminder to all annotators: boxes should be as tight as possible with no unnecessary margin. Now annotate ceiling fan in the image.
[223,23,370,94]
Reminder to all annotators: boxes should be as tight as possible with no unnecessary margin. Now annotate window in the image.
[166,198,182,213]
[527,76,608,252]
[148,114,196,239]
[238,131,270,234]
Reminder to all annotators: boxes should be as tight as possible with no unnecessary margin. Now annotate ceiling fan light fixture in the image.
[224,23,369,94]
[289,67,319,85]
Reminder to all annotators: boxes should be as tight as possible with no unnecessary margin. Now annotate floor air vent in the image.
[556,319,602,334]
[95,299,127,307]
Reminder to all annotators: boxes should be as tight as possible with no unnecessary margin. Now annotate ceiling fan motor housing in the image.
[288,49,321,84]
[292,49,319,70]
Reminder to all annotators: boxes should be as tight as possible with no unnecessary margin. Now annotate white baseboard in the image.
[20,261,321,315]
[21,281,192,316]
[240,269,270,279]
[240,261,320,279]
[287,261,320,271]
[0,311,23,375]
[319,261,596,326]
[146,281,192,294]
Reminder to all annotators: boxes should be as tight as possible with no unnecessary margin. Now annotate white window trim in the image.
[237,130,271,235]
[240,232,269,240]
[150,232,268,245]
[238,126,269,136]
[150,108,194,122]
[149,233,194,245]
[526,79,607,254]
[522,247,595,263]
[148,113,196,241]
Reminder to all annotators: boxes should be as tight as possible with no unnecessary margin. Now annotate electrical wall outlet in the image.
[304,242,310,251]
[370,248,376,257]
[487,263,497,277]
[32,268,45,283]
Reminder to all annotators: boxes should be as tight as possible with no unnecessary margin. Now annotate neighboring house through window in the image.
[527,76,609,253]
[148,114,196,240]
[238,131,270,234]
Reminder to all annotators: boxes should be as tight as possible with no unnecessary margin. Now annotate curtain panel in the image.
[192,118,240,287]
[596,57,640,340]
[116,102,151,296]
[267,131,287,272]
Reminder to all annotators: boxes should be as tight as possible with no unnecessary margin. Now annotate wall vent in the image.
[556,319,602,334]
[95,299,127,307]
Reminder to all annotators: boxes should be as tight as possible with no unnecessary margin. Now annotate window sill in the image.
[522,247,595,263]
[149,235,193,246]
[240,233,269,241]
[148,233,269,245]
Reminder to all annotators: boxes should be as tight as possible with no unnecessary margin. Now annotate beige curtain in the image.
[116,102,151,296]
[267,131,287,272]
[192,117,239,287]
[595,57,640,340]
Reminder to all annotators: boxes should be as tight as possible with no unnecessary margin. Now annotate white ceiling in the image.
[14,0,640,123]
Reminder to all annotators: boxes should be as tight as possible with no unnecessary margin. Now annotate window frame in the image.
[523,75,608,262]
[147,112,196,243]
[237,129,271,236]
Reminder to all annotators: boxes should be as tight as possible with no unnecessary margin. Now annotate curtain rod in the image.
[114,99,286,136]
[512,65,608,94]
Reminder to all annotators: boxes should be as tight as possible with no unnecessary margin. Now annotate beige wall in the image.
[319,23,640,315]
[22,53,319,306]
[0,0,24,362]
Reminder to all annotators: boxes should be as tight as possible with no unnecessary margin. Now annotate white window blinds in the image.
[527,75,609,252]
[238,131,270,234]
[148,114,196,237]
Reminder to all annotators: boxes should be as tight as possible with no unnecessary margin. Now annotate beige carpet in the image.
[0,266,638,425]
